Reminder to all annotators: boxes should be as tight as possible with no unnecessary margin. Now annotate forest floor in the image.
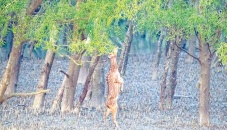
[0,53,227,130]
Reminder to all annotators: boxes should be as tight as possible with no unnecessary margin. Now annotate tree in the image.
[144,0,194,109]
[89,56,105,109]
[50,0,118,113]
[186,35,196,63]
[0,0,43,102]
[137,0,227,126]
[118,21,133,75]
[152,29,165,80]
[32,25,57,110]
[191,0,226,126]
[75,53,100,113]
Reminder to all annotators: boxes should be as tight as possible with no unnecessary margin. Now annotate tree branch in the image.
[59,69,69,78]
[174,42,200,63]
[0,89,50,104]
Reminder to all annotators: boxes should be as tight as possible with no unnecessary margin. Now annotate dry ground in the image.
[0,53,227,130]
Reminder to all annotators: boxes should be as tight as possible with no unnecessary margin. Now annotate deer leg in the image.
[112,106,119,127]
[104,107,111,124]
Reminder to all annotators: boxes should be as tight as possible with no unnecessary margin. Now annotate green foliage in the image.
[136,0,162,33]
[191,0,224,43]
[0,0,29,46]
[217,42,227,65]
[137,0,196,41]
[1,0,226,60]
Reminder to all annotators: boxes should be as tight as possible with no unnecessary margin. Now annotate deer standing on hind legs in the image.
[104,47,124,128]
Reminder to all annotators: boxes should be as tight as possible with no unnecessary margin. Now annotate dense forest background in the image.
[0,0,227,129]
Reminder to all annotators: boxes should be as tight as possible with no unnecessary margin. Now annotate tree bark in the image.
[198,38,211,126]
[60,53,83,112]
[2,0,43,96]
[186,35,196,63]
[32,50,55,109]
[166,37,182,109]
[32,24,57,109]
[75,54,100,113]
[118,21,133,75]
[165,41,170,57]
[4,43,23,95]
[152,31,165,80]
[51,79,64,112]
[52,0,84,113]
[89,56,105,109]
[159,41,173,110]
[0,61,11,103]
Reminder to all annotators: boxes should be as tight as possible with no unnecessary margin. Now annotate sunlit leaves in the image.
[217,42,227,65]
[1,0,226,61]
[0,0,29,46]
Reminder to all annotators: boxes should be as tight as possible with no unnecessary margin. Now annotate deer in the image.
[104,47,124,128]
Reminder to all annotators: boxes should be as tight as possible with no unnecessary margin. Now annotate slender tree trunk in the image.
[166,37,182,109]
[90,56,105,109]
[159,41,173,110]
[60,56,76,112]
[186,35,196,63]
[118,21,133,75]
[198,38,211,126]
[4,43,23,95]
[32,50,55,109]
[32,24,57,109]
[51,80,65,112]
[165,41,170,57]
[194,0,211,126]
[83,56,92,100]
[3,0,43,95]
[79,55,91,84]
[152,31,164,80]
[75,54,100,113]
[0,61,11,104]
[60,53,83,112]
[54,0,84,113]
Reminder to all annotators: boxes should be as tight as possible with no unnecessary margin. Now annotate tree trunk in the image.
[4,43,23,95]
[60,53,83,112]
[79,55,91,84]
[152,31,164,80]
[166,37,182,109]
[118,21,133,75]
[51,80,64,112]
[32,50,55,110]
[186,35,196,63]
[159,41,173,110]
[51,54,82,113]
[0,61,11,104]
[90,56,105,109]
[52,0,85,113]
[165,41,170,57]
[32,24,57,109]
[75,54,100,113]
[198,39,211,126]
[3,0,43,95]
